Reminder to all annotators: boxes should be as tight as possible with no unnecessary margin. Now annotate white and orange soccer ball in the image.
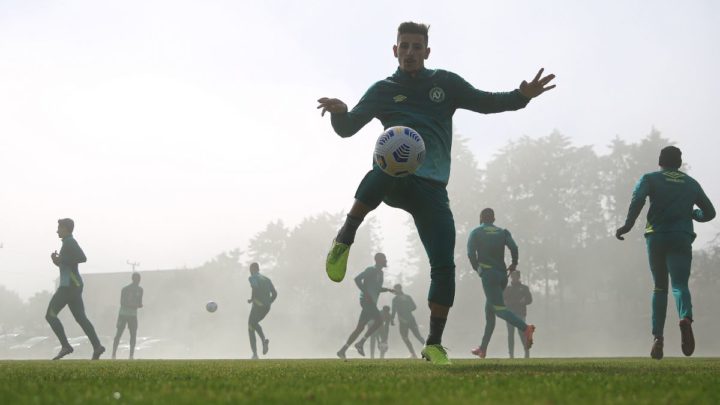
[374,126,426,177]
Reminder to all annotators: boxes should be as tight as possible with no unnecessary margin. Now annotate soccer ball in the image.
[374,126,425,177]
[205,301,218,313]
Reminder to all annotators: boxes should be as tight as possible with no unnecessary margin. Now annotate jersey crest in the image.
[429,86,445,103]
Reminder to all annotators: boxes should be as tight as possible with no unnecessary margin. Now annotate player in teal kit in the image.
[318,21,555,365]
[247,263,277,359]
[391,284,425,358]
[337,253,394,360]
[46,218,105,360]
[616,146,715,359]
[112,272,144,360]
[467,208,535,359]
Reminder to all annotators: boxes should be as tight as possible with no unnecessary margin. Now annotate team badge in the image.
[429,86,445,103]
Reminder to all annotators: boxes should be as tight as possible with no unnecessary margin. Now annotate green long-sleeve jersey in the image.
[57,235,87,287]
[467,223,518,272]
[623,169,715,237]
[331,68,530,184]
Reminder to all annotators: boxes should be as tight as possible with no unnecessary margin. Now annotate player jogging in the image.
[369,305,392,359]
[112,272,143,360]
[337,253,394,359]
[46,218,105,360]
[467,208,535,359]
[391,284,425,358]
[616,146,715,359]
[504,271,532,358]
[318,21,555,365]
[247,263,277,359]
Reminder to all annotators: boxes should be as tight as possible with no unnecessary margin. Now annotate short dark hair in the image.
[480,208,495,223]
[659,146,682,169]
[250,262,260,272]
[58,218,74,233]
[132,272,141,283]
[374,252,386,262]
[397,21,429,44]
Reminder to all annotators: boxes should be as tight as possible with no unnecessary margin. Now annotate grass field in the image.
[1,358,718,404]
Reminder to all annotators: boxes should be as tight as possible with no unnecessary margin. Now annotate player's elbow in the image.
[334,128,357,138]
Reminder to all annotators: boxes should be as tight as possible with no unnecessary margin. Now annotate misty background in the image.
[1,0,719,358]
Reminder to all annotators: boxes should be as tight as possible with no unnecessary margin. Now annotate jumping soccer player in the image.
[616,146,715,360]
[318,21,555,365]
[247,262,277,359]
[391,284,425,358]
[467,208,535,359]
[369,305,392,359]
[337,253,394,360]
[112,272,144,360]
[46,218,105,360]
[504,271,533,358]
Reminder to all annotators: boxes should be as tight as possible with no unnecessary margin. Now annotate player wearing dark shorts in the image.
[370,306,392,359]
[248,263,277,359]
[46,218,105,360]
[319,21,555,365]
[391,284,425,358]
[112,272,144,360]
[337,253,394,359]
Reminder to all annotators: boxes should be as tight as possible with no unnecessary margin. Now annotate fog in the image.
[1,0,719,359]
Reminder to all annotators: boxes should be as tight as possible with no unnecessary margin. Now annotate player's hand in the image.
[247,299,252,304]
[615,224,632,241]
[51,251,59,264]
[317,97,348,116]
[507,263,518,273]
[519,68,556,99]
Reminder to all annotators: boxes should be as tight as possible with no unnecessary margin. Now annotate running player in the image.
[247,263,277,359]
[616,146,715,359]
[369,305,392,359]
[391,284,425,358]
[46,218,105,360]
[467,208,535,359]
[503,270,532,358]
[112,272,144,360]
[337,253,394,359]
[318,21,555,365]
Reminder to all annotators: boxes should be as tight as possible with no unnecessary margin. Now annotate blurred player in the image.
[370,305,392,359]
[503,271,532,358]
[337,253,394,359]
[112,272,144,360]
[46,218,105,360]
[467,209,535,359]
[616,146,715,359]
[319,21,555,365]
[247,263,277,359]
[391,284,425,358]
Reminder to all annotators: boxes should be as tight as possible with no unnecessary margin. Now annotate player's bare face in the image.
[393,33,430,74]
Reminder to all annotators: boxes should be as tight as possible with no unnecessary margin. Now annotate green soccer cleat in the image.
[326,239,351,282]
[421,344,452,365]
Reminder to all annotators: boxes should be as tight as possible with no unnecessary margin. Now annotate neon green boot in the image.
[326,239,350,282]
[421,344,452,365]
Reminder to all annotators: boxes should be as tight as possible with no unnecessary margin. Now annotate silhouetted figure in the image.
[337,253,394,359]
[370,305,392,359]
[616,146,715,360]
[503,271,532,358]
[391,284,425,358]
[247,263,277,359]
[112,272,143,359]
[46,218,105,360]
[467,209,535,359]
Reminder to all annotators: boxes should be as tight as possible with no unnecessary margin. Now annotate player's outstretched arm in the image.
[316,98,348,116]
[519,68,556,99]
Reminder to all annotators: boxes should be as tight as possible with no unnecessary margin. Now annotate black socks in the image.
[426,317,447,346]
[336,215,363,245]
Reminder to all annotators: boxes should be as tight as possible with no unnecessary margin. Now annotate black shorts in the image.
[117,315,138,333]
[358,300,381,326]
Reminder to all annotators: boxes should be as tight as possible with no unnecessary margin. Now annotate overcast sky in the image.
[1,0,719,298]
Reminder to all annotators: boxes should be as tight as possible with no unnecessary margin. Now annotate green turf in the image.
[1,358,718,404]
